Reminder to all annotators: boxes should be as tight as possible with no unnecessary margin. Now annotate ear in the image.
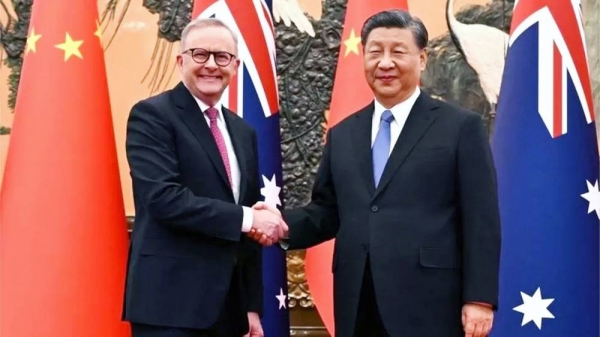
[176,54,184,69]
[419,48,428,71]
[231,58,241,75]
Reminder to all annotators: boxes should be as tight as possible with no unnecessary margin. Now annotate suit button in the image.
[371,205,379,212]
[362,243,369,251]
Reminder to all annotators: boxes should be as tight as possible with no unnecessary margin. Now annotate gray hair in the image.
[180,17,239,53]
[361,9,428,50]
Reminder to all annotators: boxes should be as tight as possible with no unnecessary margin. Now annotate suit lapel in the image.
[352,103,376,196]
[373,93,440,199]
[223,107,249,204]
[172,82,231,189]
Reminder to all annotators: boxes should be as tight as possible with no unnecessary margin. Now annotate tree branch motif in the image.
[140,0,191,94]
[100,0,132,51]
[0,0,31,134]
[1,0,30,111]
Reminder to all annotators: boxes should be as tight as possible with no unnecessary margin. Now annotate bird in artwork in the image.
[273,0,316,37]
[445,0,509,117]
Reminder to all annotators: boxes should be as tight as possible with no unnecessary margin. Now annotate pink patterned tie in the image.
[205,107,232,186]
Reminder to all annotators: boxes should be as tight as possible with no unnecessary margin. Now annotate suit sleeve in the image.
[126,100,244,242]
[242,130,263,314]
[457,113,501,309]
[283,130,340,250]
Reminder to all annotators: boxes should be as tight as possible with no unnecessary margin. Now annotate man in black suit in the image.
[122,17,288,337]
[254,9,501,337]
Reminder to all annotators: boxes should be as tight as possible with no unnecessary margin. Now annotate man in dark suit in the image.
[122,17,288,337]
[254,9,501,337]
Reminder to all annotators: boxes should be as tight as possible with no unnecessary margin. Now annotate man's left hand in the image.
[462,303,493,337]
[244,312,264,337]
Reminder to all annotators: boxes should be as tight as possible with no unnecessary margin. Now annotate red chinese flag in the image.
[305,1,408,335]
[0,1,130,336]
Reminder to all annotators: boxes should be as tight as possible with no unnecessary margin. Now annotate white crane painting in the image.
[445,0,509,117]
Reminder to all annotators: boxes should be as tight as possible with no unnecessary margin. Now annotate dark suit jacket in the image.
[122,82,263,334]
[284,92,501,337]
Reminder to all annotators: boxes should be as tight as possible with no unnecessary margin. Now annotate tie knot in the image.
[381,110,394,123]
[205,107,218,121]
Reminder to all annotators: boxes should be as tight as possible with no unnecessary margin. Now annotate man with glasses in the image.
[122,17,288,337]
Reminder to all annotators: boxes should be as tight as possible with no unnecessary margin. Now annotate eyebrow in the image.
[366,41,409,48]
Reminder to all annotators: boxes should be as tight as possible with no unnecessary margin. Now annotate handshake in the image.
[247,202,288,246]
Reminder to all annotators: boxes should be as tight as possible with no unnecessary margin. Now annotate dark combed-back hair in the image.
[360,9,429,50]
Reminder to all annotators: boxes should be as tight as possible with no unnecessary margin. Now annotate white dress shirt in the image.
[193,97,253,232]
[371,87,421,155]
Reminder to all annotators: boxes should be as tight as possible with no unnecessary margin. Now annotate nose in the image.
[377,52,394,70]
[204,54,218,68]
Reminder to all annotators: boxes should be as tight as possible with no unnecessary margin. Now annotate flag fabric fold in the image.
[491,1,599,336]
[0,0,130,336]
[192,1,290,336]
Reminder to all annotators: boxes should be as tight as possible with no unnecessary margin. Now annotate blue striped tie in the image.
[372,110,394,187]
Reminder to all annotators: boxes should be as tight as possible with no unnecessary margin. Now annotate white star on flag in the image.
[513,287,555,329]
[260,174,281,207]
[581,179,600,219]
[276,288,287,309]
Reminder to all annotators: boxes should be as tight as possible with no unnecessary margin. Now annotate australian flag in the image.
[491,0,599,336]
[192,0,290,336]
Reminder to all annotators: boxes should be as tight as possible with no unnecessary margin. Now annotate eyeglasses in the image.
[182,48,236,66]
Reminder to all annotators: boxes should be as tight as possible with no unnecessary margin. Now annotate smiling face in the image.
[362,27,427,108]
[176,25,239,106]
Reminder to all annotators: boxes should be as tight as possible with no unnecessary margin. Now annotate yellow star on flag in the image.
[94,20,103,41]
[55,33,84,61]
[343,29,361,57]
[26,27,42,54]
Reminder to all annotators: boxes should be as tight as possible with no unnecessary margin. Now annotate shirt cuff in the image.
[467,302,493,308]
[279,240,290,250]
[241,206,253,232]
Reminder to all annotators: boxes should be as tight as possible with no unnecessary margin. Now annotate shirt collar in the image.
[183,82,225,121]
[193,96,224,121]
[373,86,421,123]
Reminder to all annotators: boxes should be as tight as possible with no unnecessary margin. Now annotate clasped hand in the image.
[247,202,288,246]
